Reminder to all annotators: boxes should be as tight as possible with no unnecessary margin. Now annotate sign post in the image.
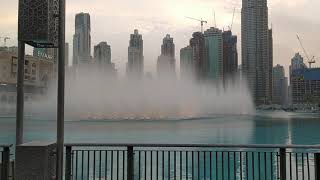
[18,0,65,179]
[57,0,66,179]
[16,41,25,145]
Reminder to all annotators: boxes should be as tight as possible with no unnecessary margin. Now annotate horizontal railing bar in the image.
[64,143,320,149]
[70,149,318,154]
[0,144,12,148]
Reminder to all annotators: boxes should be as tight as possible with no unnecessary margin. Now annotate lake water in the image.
[0,111,319,145]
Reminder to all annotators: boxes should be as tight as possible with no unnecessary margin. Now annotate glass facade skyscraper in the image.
[157,34,176,78]
[127,29,144,79]
[204,27,223,82]
[242,0,271,105]
[73,12,91,65]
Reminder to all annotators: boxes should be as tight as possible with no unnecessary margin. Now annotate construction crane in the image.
[186,17,207,33]
[3,37,10,47]
[228,7,236,31]
[296,34,315,68]
[213,10,217,28]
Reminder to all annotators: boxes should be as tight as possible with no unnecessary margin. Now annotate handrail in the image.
[0,144,12,148]
[64,143,320,149]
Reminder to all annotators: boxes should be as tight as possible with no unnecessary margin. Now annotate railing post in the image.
[315,153,320,180]
[279,148,286,180]
[127,146,134,180]
[65,146,72,180]
[1,147,10,180]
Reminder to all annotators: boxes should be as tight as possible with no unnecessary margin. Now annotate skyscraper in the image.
[127,29,144,79]
[204,27,223,82]
[222,30,238,81]
[73,12,91,65]
[291,68,320,104]
[272,64,288,105]
[289,53,306,78]
[94,42,111,64]
[242,0,271,105]
[157,34,176,78]
[190,32,206,81]
[65,43,69,67]
[268,29,273,102]
[180,46,193,80]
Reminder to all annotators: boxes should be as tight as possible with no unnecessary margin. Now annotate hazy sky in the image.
[0,0,319,77]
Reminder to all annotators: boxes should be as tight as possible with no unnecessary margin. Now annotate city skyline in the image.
[0,0,319,77]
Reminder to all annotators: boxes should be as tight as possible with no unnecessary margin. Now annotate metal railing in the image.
[0,145,11,180]
[64,143,320,180]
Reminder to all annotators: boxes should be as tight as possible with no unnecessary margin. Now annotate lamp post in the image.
[56,0,66,179]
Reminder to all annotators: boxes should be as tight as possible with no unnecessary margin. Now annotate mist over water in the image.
[29,66,255,120]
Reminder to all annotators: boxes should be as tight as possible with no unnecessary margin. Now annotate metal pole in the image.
[56,0,66,179]
[279,148,286,180]
[16,41,25,145]
[65,146,72,180]
[315,153,320,180]
[127,146,134,180]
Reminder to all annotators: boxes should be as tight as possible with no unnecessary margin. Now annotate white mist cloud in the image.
[29,67,254,120]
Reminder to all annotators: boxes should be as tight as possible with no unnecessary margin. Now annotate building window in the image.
[8,96,14,104]
[1,95,7,103]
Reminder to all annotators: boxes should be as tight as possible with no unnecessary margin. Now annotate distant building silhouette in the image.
[190,32,206,81]
[94,42,111,64]
[127,29,144,79]
[222,30,238,82]
[73,12,91,65]
[289,53,307,81]
[242,0,271,105]
[289,53,307,104]
[94,42,116,76]
[268,29,273,102]
[180,46,193,80]
[204,27,223,82]
[272,64,288,105]
[157,34,176,78]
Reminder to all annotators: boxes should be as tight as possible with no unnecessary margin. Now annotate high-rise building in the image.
[180,46,193,80]
[272,65,288,105]
[289,53,307,90]
[291,68,320,104]
[204,27,223,82]
[268,29,273,101]
[93,42,116,76]
[127,29,144,78]
[94,42,111,64]
[190,32,206,81]
[289,53,306,78]
[157,34,176,78]
[222,30,238,81]
[242,0,271,105]
[73,12,91,65]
